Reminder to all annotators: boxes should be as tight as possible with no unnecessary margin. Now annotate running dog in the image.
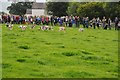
[18,25,27,30]
[79,28,84,32]
[39,26,53,31]
[59,26,66,31]
[8,24,13,30]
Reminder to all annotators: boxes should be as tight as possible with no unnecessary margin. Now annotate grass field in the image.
[2,24,118,78]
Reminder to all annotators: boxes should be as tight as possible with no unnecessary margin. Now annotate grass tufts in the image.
[38,61,46,65]
[2,63,11,68]
[18,45,30,49]
[62,52,78,56]
[81,50,93,55]
[17,59,26,63]
[65,71,95,78]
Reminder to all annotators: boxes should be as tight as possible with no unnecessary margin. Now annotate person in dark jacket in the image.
[68,16,72,27]
[92,17,96,29]
[75,16,80,28]
[85,17,89,28]
[108,18,112,30]
[115,17,119,30]
[50,16,54,26]
[96,17,101,29]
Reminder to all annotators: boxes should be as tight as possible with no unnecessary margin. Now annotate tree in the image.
[105,2,120,20]
[77,2,106,19]
[67,2,120,20]
[46,2,69,16]
[67,2,80,16]
[7,2,33,15]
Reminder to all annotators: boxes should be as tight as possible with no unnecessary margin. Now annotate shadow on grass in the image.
[64,71,95,78]
[62,51,80,57]
[38,60,46,65]
[81,50,93,55]
[2,63,11,68]
[81,55,114,63]
[17,59,26,63]
[18,45,30,49]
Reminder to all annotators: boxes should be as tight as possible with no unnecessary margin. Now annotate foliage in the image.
[77,2,105,19]
[67,2,80,16]
[66,2,120,19]
[105,2,120,20]
[7,2,33,15]
[46,2,69,16]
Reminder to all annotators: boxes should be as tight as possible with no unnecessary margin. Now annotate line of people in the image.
[0,14,120,30]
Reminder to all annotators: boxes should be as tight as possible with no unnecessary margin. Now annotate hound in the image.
[18,25,27,30]
[79,28,84,32]
[22,26,27,30]
[45,26,53,30]
[39,26,53,31]
[30,24,36,29]
[59,26,66,31]
[18,25,23,28]
[6,22,9,27]
[8,24,13,30]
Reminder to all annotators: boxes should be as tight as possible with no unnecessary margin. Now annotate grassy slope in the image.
[2,24,118,78]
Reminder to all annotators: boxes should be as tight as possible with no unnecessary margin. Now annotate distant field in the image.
[2,24,118,78]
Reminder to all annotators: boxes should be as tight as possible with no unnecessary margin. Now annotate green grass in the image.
[2,24,118,78]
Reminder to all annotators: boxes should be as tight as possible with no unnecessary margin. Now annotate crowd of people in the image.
[0,14,120,30]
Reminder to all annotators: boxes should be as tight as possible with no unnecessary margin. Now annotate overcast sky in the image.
[0,0,46,13]
[0,2,11,13]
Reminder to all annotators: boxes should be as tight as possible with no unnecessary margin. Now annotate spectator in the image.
[68,16,72,27]
[108,18,112,30]
[96,17,101,29]
[75,16,80,28]
[92,17,96,29]
[85,17,89,28]
[102,16,107,29]
[115,17,119,30]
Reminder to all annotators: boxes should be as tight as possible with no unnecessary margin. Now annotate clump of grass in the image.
[2,63,11,68]
[62,52,78,56]
[74,34,77,35]
[111,73,118,77]
[33,54,39,56]
[102,62,110,64]
[58,45,65,48]
[53,43,62,45]
[10,37,16,39]
[81,50,93,55]
[65,71,95,78]
[40,40,46,42]
[81,55,104,61]
[52,52,58,55]
[18,45,30,49]
[94,37,97,38]
[30,73,45,77]
[105,59,114,62]
[84,39,91,42]
[11,41,17,43]
[38,61,46,65]
[32,37,36,39]
[71,37,77,39]
[45,42,51,45]
[22,56,31,58]
[88,35,95,37]
[89,61,110,65]
[17,59,26,63]
[112,40,118,42]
